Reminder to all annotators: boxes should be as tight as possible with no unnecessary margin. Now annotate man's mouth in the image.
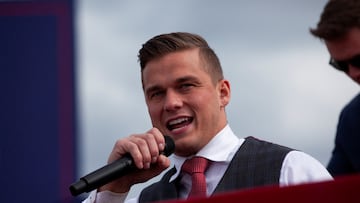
[166,117,193,131]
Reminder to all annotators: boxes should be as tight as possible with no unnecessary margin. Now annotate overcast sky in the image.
[75,0,359,199]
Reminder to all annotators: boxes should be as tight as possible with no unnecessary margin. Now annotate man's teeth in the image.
[169,117,188,125]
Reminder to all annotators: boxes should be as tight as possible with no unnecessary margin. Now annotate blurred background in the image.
[1,0,359,202]
[76,0,358,199]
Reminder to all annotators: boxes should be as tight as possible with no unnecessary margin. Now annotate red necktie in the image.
[181,157,210,198]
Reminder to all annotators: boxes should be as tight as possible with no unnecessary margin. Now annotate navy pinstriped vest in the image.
[139,136,293,203]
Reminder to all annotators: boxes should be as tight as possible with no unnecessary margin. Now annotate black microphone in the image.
[69,135,175,196]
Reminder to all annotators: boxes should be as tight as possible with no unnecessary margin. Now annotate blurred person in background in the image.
[310,0,360,177]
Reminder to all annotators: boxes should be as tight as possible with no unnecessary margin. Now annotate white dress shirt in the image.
[83,125,332,203]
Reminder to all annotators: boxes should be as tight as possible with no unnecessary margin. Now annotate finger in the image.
[147,128,165,152]
[110,137,143,169]
[145,128,166,162]
[129,133,161,169]
[156,154,171,168]
[131,135,154,169]
[140,134,159,165]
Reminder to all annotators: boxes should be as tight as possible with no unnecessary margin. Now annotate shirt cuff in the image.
[97,190,128,203]
[83,190,128,203]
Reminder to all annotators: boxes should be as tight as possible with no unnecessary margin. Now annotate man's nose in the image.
[163,90,182,111]
[347,65,360,85]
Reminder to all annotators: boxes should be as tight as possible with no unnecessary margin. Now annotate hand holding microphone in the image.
[69,134,175,196]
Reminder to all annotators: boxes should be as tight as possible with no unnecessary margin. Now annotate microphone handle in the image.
[70,154,134,196]
[69,136,175,196]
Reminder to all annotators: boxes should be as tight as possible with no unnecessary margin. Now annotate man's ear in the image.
[218,79,231,107]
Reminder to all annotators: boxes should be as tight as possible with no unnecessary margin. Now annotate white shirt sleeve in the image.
[279,151,333,186]
[81,190,135,203]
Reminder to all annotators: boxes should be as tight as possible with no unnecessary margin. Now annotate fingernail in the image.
[138,162,144,169]
[145,162,150,169]
[152,156,157,162]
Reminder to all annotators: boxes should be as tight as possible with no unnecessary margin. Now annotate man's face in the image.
[142,48,230,156]
[325,27,360,85]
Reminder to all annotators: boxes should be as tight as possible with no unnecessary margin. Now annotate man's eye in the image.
[150,91,164,99]
[180,83,194,90]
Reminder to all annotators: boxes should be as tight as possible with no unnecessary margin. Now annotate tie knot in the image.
[182,156,209,174]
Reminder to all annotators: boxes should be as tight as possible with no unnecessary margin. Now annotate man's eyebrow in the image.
[145,76,200,94]
[145,85,163,95]
[176,75,200,84]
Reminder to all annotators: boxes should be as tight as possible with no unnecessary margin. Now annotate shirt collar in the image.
[168,124,243,182]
